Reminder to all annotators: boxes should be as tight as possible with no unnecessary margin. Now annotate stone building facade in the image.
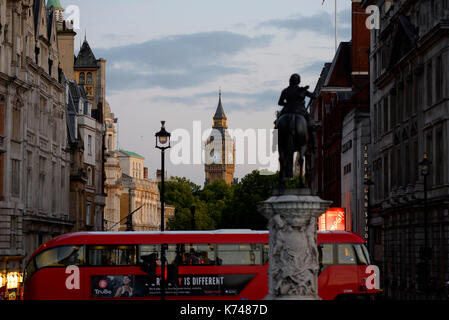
[0,0,73,298]
[362,0,449,299]
[103,102,122,231]
[117,150,174,231]
[71,38,106,231]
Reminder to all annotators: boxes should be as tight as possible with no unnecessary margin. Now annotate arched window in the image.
[86,72,93,84]
[87,167,92,185]
[79,72,85,84]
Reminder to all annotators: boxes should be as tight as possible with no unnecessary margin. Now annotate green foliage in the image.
[221,171,277,230]
[164,172,303,231]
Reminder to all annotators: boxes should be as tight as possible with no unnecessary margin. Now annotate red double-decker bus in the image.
[22,230,379,300]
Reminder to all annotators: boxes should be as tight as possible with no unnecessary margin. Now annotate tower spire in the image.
[213,88,227,128]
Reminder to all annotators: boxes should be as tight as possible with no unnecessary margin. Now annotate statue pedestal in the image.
[258,189,331,300]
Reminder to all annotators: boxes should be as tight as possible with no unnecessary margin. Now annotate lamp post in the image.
[155,121,171,301]
[190,206,196,231]
[419,152,431,299]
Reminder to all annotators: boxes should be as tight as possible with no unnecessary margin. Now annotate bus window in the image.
[139,244,178,266]
[165,244,178,265]
[35,245,85,269]
[217,244,262,266]
[139,245,160,265]
[179,244,216,266]
[353,244,371,265]
[337,244,357,265]
[24,259,37,283]
[318,244,333,272]
[262,244,269,264]
[88,245,136,266]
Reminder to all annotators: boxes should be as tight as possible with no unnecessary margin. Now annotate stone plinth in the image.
[258,189,332,300]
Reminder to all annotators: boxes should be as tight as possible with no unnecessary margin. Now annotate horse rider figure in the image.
[275,74,317,152]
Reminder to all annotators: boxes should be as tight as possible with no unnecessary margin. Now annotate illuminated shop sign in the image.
[318,208,346,231]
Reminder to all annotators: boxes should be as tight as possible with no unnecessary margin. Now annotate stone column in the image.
[258,189,331,300]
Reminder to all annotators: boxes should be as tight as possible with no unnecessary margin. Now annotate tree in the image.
[163,177,215,230]
[165,172,302,231]
[198,180,234,229]
[221,171,277,230]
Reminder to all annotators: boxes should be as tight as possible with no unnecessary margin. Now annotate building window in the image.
[52,162,56,213]
[390,93,396,127]
[426,132,433,186]
[383,97,389,133]
[61,166,65,212]
[0,101,5,136]
[405,80,412,120]
[86,72,93,84]
[413,140,419,183]
[383,153,389,199]
[344,163,352,175]
[79,72,85,85]
[373,103,378,140]
[39,157,46,211]
[26,152,33,207]
[87,167,93,185]
[435,56,442,102]
[377,101,382,138]
[87,135,92,156]
[86,203,91,226]
[108,134,112,151]
[396,148,401,187]
[413,75,421,114]
[12,107,21,141]
[11,160,20,198]
[342,140,352,153]
[0,153,4,199]
[427,61,433,106]
[397,86,403,124]
[435,129,444,185]
[391,149,396,187]
[405,144,410,185]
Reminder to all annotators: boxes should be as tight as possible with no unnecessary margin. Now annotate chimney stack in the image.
[351,0,370,77]
[157,170,167,182]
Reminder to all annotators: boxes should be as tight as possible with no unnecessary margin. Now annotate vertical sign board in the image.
[318,208,346,231]
[363,145,369,240]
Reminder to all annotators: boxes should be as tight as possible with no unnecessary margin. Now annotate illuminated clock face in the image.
[210,149,220,164]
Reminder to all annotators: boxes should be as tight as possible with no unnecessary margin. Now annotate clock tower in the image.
[205,90,235,185]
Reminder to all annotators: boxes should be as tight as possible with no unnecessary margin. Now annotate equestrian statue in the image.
[275,74,317,190]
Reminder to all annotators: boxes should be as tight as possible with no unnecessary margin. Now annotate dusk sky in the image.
[62,0,353,186]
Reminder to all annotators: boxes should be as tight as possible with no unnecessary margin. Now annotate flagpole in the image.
[335,0,338,52]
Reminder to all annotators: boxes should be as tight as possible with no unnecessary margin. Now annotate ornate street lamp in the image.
[155,121,171,301]
[419,152,431,299]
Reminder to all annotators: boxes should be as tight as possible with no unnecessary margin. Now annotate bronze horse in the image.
[277,113,309,189]
[275,74,315,190]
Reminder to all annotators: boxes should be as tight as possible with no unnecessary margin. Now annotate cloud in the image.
[259,8,351,39]
[300,60,329,75]
[151,89,281,114]
[92,31,274,91]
